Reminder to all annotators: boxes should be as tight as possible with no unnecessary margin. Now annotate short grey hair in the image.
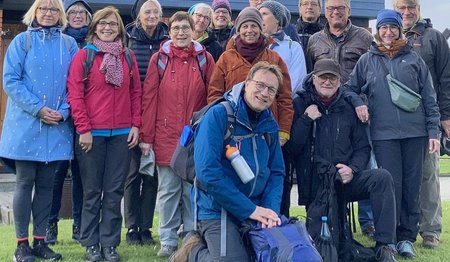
[298,0,322,8]
[325,0,351,9]
[392,0,420,8]
[136,0,163,25]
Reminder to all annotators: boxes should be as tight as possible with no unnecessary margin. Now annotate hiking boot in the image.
[362,223,376,239]
[102,246,120,262]
[32,240,62,261]
[140,229,155,245]
[45,222,58,244]
[14,242,35,262]
[396,240,416,259]
[422,235,439,249]
[126,228,141,245]
[169,231,203,262]
[157,244,178,257]
[375,245,397,262]
[85,244,102,262]
[72,224,81,242]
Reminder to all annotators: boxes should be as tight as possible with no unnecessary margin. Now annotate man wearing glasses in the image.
[285,59,397,262]
[296,0,324,61]
[306,0,372,81]
[394,0,450,249]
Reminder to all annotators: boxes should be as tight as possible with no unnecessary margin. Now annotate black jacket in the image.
[199,30,224,62]
[126,22,169,84]
[295,17,324,60]
[211,26,233,50]
[405,19,450,121]
[285,75,370,206]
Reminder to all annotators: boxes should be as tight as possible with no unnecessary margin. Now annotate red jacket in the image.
[141,41,215,165]
[68,47,142,134]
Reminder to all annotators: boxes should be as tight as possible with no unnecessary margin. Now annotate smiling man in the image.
[306,0,372,81]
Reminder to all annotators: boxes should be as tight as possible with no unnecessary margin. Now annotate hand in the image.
[127,127,139,149]
[249,206,281,229]
[304,105,321,120]
[139,142,153,156]
[336,163,354,184]
[355,105,369,123]
[441,120,450,137]
[37,106,62,125]
[79,132,93,153]
[429,138,440,154]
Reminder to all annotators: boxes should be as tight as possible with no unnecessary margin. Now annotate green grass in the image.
[440,156,450,175]
[1,203,449,261]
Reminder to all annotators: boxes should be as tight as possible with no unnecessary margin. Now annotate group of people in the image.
[0,0,448,262]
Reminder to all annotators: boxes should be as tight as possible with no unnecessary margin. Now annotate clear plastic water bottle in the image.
[225,145,255,184]
[320,216,332,240]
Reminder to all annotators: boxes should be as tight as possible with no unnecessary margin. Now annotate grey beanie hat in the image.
[259,1,289,28]
[235,7,263,32]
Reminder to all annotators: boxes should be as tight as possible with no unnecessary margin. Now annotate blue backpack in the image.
[243,216,322,262]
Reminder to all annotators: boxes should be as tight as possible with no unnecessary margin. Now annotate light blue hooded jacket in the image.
[0,26,78,162]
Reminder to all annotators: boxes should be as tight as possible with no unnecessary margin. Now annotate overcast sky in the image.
[369,0,449,33]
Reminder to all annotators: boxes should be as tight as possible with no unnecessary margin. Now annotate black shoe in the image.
[126,228,141,245]
[45,222,58,244]
[14,242,35,262]
[72,224,81,242]
[102,246,120,262]
[375,245,398,262]
[32,240,62,261]
[85,244,102,262]
[139,229,155,245]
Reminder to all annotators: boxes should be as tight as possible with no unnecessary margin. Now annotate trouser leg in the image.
[419,150,442,239]
[14,161,37,239]
[190,219,250,262]
[124,147,141,229]
[100,135,130,247]
[71,157,83,227]
[140,171,158,229]
[280,147,291,218]
[48,160,69,224]
[358,126,375,228]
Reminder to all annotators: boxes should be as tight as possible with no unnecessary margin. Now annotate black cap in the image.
[313,59,340,77]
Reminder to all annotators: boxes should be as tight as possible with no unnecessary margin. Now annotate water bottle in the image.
[225,145,255,184]
[320,216,332,241]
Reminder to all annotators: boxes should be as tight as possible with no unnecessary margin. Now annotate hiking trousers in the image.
[419,149,442,239]
[77,134,131,247]
[346,168,396,245]
[373,137,427,243]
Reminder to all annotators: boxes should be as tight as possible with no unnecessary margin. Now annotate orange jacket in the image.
[207,36,293,135]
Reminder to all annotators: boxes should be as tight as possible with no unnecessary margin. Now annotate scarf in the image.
[65,26,89,44]
[235,35,265,64]
[376,38,408,58]
[195,31,209,43]
[93,37,124,87]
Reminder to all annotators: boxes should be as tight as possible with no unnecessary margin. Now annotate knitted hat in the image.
[259,1,289,28]
[64,0,93,14]
[376,9,403,29]
[211,0,231,15]
[235,7,263,32]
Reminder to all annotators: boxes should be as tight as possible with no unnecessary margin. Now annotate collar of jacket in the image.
[404,19,431,37]
[126,21,169,42]
[160,39,205,57]
[28,25,64,38]
[297,17,324,32]
[324,19,353,42]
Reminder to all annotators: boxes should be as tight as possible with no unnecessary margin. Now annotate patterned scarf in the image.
[93,37,124,87]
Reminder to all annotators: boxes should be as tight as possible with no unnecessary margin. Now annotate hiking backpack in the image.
[156,51,208,85]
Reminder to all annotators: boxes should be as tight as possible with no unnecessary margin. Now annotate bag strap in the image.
[83,48,96,94]
[124,48,133,79]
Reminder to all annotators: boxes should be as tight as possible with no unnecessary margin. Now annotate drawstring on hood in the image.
[29,19,67,65]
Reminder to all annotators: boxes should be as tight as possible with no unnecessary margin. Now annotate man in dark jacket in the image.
[306,0,372,82]
[286,59,397,262]
[296,0,324,62]
[394,0,450,249]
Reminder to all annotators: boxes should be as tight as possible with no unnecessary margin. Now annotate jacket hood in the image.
[64,0,93,14]
[159,39,206,57]
[406,18,433,35]
[126,22,169,42]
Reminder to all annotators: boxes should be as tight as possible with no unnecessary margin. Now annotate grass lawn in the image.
[1,203,449,261]
[440,156,450,175]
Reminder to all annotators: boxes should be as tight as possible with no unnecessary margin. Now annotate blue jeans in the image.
[48,159,83,226]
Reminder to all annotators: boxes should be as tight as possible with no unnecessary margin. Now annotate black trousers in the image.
[76,134,131,247]
[344,168,396,245]
[123,147,158,230]
[280,147,292,217]
[372,137,427,242]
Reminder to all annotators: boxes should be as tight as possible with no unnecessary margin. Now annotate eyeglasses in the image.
[315,74,339,84]
[97,21,119,28]
[248,80,278,97]
[38,7,60,15]
[171,25,191,33]
[396,5,417,12]
[325,6,347,13]
[301,1,319,7]
[194,13,211,22]
[68,10,86,16]
[379,25,400,33]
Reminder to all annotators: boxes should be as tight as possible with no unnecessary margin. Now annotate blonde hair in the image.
[66,3,92,25]
[86,6,127,45]
[246,61,284,90]
[23,0,67,28]
[136,0,163,25]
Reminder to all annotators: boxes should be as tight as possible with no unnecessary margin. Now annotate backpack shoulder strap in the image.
[25,31,31,52]
[83,48,96,93]
[196,51,208,85]
[124,48,133,78]
[220,101,235,141]
[61,34,73,52]
[157,52,169,81]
